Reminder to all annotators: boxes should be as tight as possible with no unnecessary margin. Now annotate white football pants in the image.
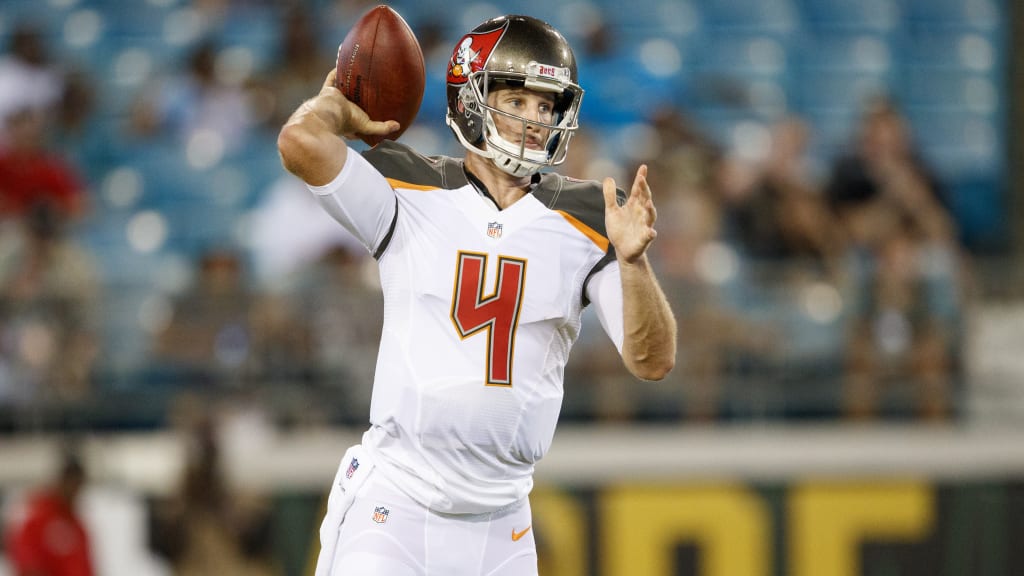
[316,445,538,576]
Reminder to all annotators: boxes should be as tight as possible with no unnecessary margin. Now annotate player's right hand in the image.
[319,69,401,142]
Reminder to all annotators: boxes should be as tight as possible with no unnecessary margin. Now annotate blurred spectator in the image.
[0,22,64,145]
[247,174,365,290]
[562,308,638,422]
[52,68,98,163]
[129,39,255,154]
[55,68,95,140]
[292,245,381,424]
[557,127,625,184]
[728,117,845,277]
[151,398,278,576]
[4,449,95,576]
[246,290,314,385]
[0,20,97,177]
[150,246,312,386]
[825,97,965,421]
[0,107,88,222]
[717,117,850,417]
[648,108,777,421]
[251,6,333,130]
[150,248,254,383]
[0,102,94,404]
[0,202,101,404]
[563,106,772,422]
[580,14,617,61]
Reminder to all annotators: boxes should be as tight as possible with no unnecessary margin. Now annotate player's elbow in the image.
[636,361,675,382]
[277,123,315,175]
[277,123,345,186]
[625,353,675,381]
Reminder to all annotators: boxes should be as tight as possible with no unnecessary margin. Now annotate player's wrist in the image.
[617,252,650,269]
[310,94,354,136]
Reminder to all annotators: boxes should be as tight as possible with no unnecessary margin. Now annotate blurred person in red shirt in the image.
[0,106,86,221]
[5,452,94,576]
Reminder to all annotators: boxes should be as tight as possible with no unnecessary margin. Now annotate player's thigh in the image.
[331,548,420,576]
[481,499,538,576]
[331,477,426,576]
[486,550,539,576]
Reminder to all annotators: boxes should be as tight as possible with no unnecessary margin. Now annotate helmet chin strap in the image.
[462,144,538,179]
[490,151,538,178]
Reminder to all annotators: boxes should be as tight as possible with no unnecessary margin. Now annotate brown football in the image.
[335,5,425,146]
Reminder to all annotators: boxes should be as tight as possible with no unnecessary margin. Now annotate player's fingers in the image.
[322,68,338,91]
[358,119,400,134]
[602,177,618,209]
[631,164,650,200]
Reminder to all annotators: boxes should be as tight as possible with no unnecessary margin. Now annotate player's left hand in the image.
[603,164,657,264]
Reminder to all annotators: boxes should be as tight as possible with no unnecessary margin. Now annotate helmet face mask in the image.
[446,16,584,178]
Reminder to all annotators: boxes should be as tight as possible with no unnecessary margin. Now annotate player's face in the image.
[487,86,556,151]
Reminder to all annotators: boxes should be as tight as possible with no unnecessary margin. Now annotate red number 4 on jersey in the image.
[450,251,527,387]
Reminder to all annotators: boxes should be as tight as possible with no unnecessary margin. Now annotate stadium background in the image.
[0,0,1021,574]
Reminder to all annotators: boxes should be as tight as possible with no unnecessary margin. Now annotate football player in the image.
[278,14,677,576]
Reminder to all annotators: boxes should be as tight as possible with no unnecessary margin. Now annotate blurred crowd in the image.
[0,0,977,435]
[563,101,968,424]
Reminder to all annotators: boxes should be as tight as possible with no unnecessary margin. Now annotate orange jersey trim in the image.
[385,177,439,192]
[556,210,609,252]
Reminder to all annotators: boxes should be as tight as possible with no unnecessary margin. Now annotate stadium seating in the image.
[0,0,1006,422]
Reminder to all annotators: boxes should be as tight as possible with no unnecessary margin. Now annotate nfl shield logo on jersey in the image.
[372,506,390,524]
[487,221,503,239]
[345,457,359,479]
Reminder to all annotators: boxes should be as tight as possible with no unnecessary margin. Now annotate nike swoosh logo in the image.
[511,525,532,542]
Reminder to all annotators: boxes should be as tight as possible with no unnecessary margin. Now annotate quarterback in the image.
[278,14,677,576]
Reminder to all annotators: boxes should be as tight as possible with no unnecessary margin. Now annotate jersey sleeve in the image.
[585,260,625,353]
[306,150,397,255]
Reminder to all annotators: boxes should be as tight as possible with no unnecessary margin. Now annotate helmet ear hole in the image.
[546,133,561,155]
[555,91,576,115]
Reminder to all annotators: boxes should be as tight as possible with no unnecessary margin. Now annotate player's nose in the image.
[521,100,547,123]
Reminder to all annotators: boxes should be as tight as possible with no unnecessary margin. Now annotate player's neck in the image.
[464,153,531,210]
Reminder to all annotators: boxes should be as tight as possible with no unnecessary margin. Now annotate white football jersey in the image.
[309,141,625,514]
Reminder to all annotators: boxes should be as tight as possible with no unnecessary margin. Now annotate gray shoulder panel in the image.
[360,141,466,261]
[532,172,625,255]
[361,140,468,189]
[533,173,624,306]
